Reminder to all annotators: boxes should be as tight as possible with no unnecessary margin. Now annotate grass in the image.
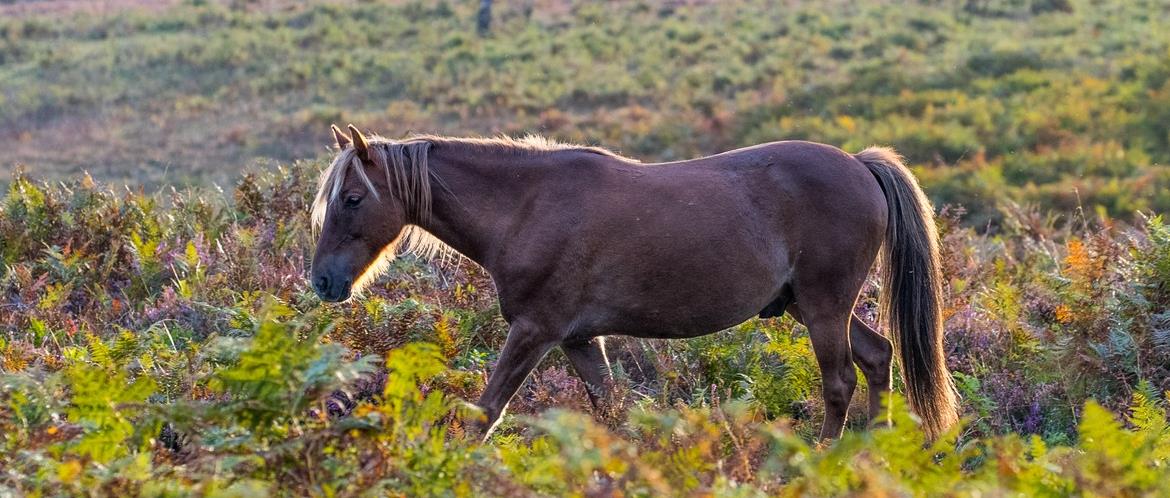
[1,0,1169,225]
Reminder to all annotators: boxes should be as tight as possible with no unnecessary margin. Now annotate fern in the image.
[65,363,156,463]
[210,300,377,432]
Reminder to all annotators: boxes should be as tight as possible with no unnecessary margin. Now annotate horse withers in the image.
[310,124,959,440]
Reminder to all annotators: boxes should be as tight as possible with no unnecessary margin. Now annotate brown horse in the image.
[310,124,958,440]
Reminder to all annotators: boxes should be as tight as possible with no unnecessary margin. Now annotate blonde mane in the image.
[412,133,626,159]
[311,134,620,290]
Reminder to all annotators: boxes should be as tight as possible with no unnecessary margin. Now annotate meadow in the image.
[2,0,1170,496]
[2,0,1170,224]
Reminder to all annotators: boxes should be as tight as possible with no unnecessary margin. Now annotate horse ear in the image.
[331,124,351,149]
[347,124,369,160]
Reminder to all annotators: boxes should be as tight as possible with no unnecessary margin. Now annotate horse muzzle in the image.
[312,273,353,302]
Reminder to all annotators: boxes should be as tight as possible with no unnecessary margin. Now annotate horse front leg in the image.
[472,318,558,441]
[562,336,613,411]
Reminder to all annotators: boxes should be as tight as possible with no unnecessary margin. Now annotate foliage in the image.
[0,147,1167,495]
[2,0,1170,227]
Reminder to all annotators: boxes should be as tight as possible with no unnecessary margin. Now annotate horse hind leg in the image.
[809,312,857,440]
[789,301,857,440]
[850,314,893,425]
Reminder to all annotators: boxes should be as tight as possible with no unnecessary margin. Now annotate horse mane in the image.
[412,133,628,160]
[311,133,623,265]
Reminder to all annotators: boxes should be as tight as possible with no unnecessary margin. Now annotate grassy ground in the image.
[2,0,1170,224]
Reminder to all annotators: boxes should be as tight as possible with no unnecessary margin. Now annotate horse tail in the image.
[856,146,958,439]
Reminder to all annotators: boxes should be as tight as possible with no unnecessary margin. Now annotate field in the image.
[2,0,1170,496]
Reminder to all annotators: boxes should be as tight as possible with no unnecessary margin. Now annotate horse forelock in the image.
[311,138,454,262]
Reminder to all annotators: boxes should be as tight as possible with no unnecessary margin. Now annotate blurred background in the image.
[3,0,1169,227]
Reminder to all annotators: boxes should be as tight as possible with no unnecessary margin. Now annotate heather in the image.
[1,161,1169,495]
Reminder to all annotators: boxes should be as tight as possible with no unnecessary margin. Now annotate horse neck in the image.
[414,142,574,269]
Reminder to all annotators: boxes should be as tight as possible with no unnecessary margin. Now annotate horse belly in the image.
[573,168,794,339]
[587,247,788,339]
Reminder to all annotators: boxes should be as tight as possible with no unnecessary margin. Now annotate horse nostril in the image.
[314,275,330,294]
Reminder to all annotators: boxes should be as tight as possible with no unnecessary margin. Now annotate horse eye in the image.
[344,194,362,208]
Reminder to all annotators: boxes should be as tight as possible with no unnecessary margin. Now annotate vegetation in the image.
[2,157,1169,495]
[2,0,1170,496]
[1,0,1169,225]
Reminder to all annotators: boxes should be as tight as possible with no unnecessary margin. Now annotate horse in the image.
[310,124,959,440]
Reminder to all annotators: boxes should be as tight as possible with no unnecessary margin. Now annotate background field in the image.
[3,0,1170,225]
[3,0,1170,496]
